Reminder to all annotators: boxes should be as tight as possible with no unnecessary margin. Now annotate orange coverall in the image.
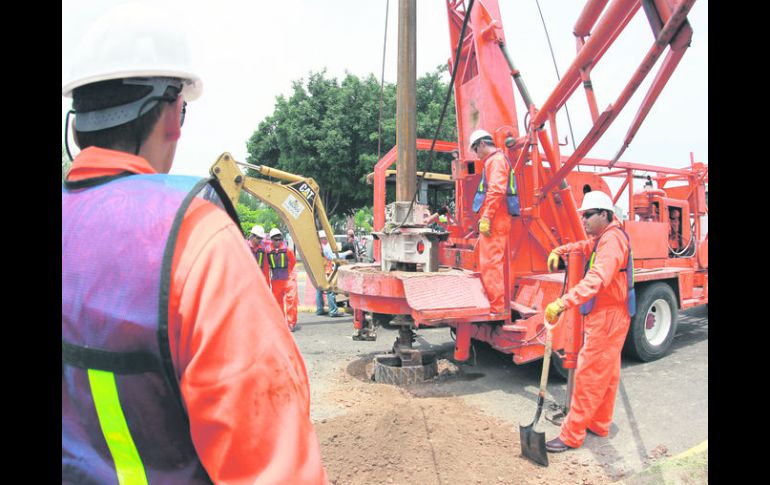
[269,243,298,329]
[286,266,300,327]
[477,149,513,315]
[553,220,631,448]
[66,148,327,484]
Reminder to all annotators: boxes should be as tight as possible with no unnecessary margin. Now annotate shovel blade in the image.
[520,423,548,466]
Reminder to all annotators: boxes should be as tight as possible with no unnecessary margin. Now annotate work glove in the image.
[479,217,491,236]
[547,251,562,272]
[544,298,566,324]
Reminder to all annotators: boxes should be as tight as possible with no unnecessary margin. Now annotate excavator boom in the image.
[210,152,343,292]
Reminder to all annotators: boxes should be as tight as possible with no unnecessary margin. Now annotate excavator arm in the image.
[210,152,345,292]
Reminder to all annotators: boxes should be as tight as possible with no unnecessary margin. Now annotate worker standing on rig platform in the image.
[470,129,519,317]
[267,228,299,332]
[61,3,326,483]
[542,190,633,454]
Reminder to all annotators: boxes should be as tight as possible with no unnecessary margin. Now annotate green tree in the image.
[354,206,374,232]
[235,200,282,236]
[246,66,456,219]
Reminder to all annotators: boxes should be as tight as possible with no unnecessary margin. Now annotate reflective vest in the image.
[579,226,636,317]
[254,246,265,268]
[472,152,520,217]
[62,173,237,484]
[268,245,290,281]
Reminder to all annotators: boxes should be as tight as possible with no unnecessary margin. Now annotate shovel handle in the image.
[538,329,553,396]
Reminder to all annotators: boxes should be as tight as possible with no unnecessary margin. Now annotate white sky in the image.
[62,0,707,186]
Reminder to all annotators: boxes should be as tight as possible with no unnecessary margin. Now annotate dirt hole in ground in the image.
[320,359,612,485]
[346,355,485,387]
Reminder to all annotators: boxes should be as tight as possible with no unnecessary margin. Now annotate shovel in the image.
[520,326,553,466]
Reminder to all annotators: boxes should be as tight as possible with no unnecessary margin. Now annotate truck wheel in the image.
[549,351,569,381]
[623,282,678,361]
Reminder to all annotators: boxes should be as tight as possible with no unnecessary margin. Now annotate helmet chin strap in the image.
[64,109,76,162]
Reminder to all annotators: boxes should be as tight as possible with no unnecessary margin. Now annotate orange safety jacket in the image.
[580,226,635,317]
[63,147,327,484]
[557,221,631,312]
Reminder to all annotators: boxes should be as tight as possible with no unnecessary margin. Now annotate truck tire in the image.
[623,282,678,362]
[549,351,569,381]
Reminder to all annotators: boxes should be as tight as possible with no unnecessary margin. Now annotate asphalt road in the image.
[292,304,708,481]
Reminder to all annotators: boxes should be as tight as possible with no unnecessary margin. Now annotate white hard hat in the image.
[62,2,202,102]
[250,225,266,238]
[468,129,493,150]
[269,228,283,238]
[318,230,327,238]
[578,191,614,212]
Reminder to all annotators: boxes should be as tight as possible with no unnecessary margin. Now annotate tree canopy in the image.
[246,66,457,217]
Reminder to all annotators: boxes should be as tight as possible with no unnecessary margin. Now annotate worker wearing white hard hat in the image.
[542,190,634,455]
[251,225,267,238]
[316,229,343,317]
[61,3,327,483]
[468,127,519,317]
[247,225,269,281]
[577,190,615,213]
[267,228,300,332]
[468,129,493,151]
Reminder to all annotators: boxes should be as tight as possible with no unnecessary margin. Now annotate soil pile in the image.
[314,358,612,485]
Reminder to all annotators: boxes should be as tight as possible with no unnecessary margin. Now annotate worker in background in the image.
[424,205,455,230]
[316,230,349,317]
[61,4,327,483]
[247,224,270,281]
[340,229,360,262]
[542,190,633,454]
[469,129,520,317]
[267,228,299,332]
[668,208,682,251]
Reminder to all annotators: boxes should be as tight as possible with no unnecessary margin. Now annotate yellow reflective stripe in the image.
[589,252,596,268]
[281,253,285,267]
[508,170,516,195]
[88,369,148,485]
[269,254,275,268]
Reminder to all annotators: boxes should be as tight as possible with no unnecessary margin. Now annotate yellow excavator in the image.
[209,152,349,295]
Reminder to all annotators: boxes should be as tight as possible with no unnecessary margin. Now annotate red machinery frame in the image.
[339,0,705,367]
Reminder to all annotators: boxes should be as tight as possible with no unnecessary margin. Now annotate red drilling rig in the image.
[337,0,707,383]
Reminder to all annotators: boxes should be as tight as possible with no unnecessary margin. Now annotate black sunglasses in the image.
[581,210,602,219]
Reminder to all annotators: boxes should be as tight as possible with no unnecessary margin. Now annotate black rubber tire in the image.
[623,282,678,362]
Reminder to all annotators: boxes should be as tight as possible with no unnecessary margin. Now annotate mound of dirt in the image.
[314,358,612,485]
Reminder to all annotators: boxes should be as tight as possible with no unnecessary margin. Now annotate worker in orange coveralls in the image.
[247,224,271,282]
[542,191,633,453]
[267,228,299,332]
[469,129,518,317]
[285,259,301,331]
[61,4,326,483]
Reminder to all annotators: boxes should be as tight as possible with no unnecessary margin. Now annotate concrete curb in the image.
[617,440,708,484]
